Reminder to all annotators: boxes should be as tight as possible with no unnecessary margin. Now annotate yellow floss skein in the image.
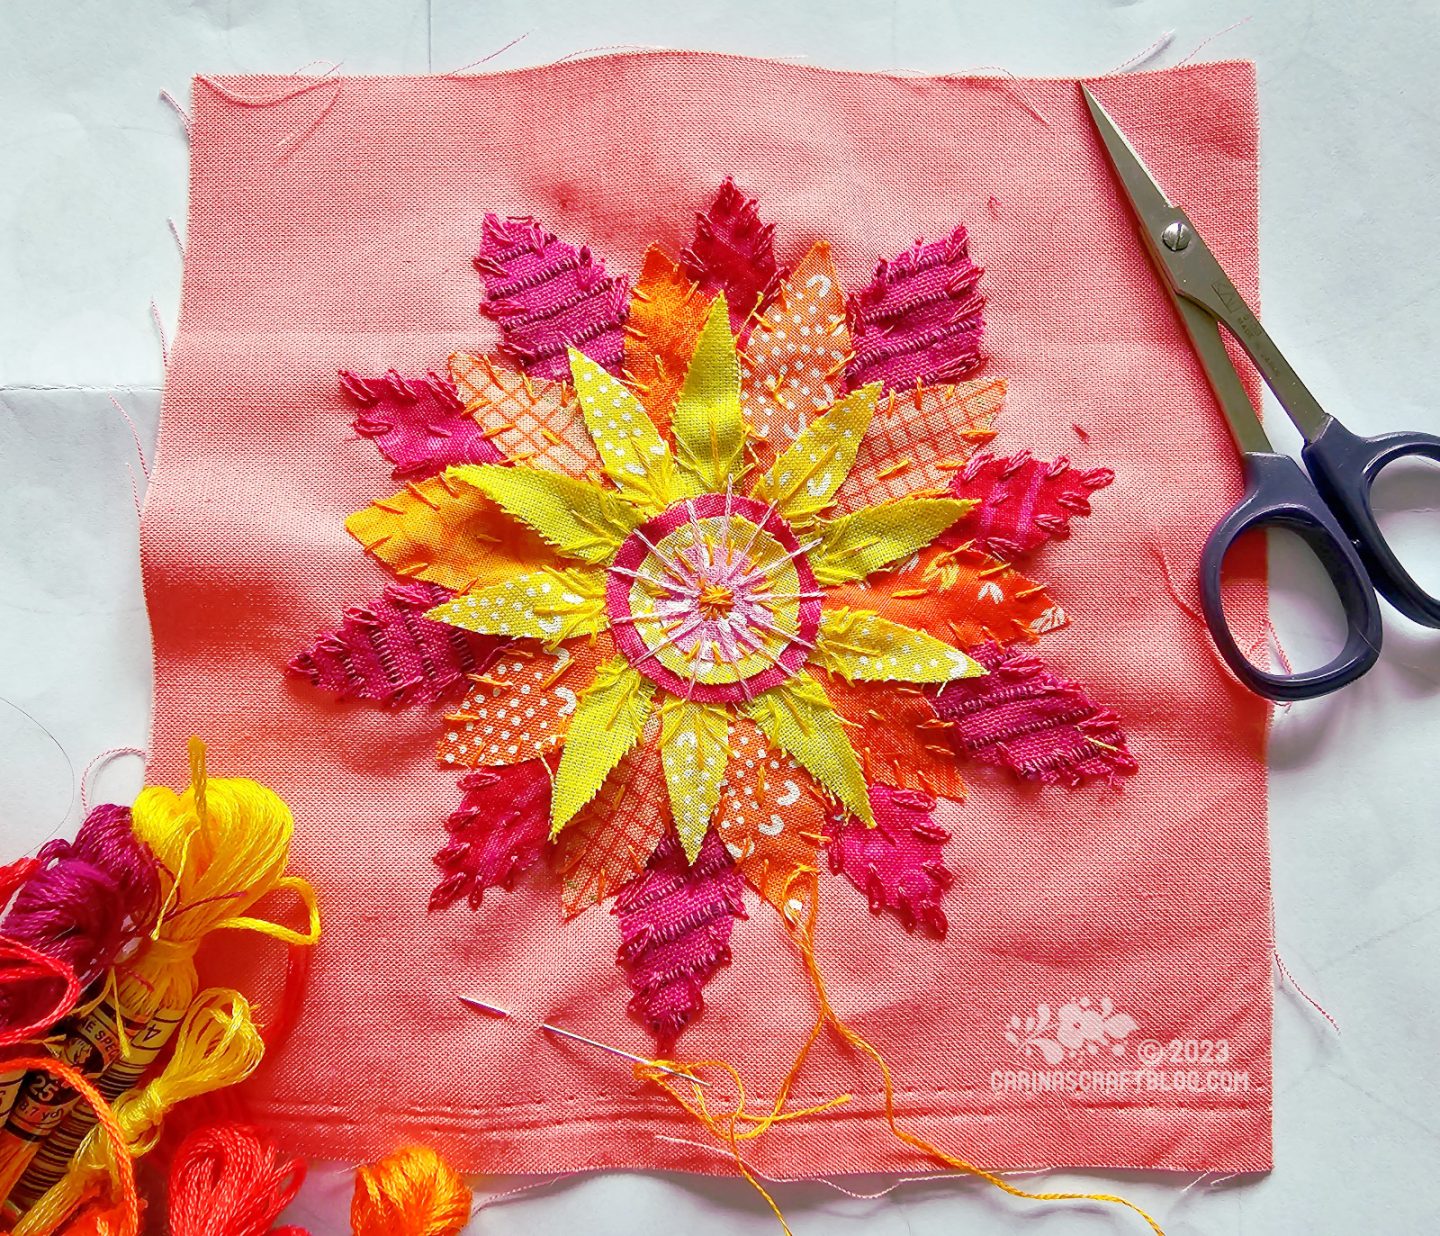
[12,988,266,1236]
[118,738,321,1033]
[351,1146,472,1236]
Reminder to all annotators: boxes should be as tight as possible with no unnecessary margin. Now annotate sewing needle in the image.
[457,995,710,1087]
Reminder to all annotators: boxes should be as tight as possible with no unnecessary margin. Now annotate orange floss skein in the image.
[167,1123,309,1236]
[350,1147,472,1236]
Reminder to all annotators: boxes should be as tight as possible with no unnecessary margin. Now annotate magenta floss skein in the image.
[4,804,161,989]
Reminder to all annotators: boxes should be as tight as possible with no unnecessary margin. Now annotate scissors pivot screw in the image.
[1161,220,1192,251]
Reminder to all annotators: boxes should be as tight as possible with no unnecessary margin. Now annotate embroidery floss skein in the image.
[3,803,160,990]
[350,1146,472,1236]
[166,1122,309,1236]
[9,741,320,1210]
[0,805,162,1199]
[11,988,266,1236]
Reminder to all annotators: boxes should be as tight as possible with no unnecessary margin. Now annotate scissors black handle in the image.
[1302,416,1440,628]
[1199,451,1383,701]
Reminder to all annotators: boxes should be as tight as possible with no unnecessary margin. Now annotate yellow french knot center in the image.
[698,581,735,619]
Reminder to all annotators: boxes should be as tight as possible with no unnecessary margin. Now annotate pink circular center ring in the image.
[605,493,823,704]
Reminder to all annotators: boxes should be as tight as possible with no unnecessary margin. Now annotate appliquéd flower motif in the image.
[293,179,1138,1048]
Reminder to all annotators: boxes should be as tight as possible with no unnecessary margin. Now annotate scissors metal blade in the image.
[1081,85,1175,232]
[1082,84,1331,449]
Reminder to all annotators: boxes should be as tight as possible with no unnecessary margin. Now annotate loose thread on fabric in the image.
[1,1056,137,1236]
[192,72,344,161]
[643,894,1166,1236]
[167,217,186,258]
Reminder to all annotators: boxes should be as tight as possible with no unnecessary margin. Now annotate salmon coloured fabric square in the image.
[144,53,1271,1182]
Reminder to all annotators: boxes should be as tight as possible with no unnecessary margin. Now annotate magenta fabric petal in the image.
[945,450,1115,560]
[474,214,630,380]
[339,368,504,480]
[933,643,1139,786]
[431,762,553,912]
[846,226,985,393]
[289,582,504,707]
[827,784,953,938]
[614,829,747,1051]
[679,177,780,339]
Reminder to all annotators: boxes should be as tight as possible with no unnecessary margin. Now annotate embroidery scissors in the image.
[1082,85,1440,701]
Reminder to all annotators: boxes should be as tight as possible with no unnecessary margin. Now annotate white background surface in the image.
[3,2,1439,1233]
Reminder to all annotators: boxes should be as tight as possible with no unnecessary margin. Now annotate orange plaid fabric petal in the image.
[622,246,713,435]
[437,635,615,769]
[832,377,1004,513]
[823,543,1065,648]
[345,472,565,593]
[819,673,967,801]
[555,732,669,918]
[449,352,602,478]
[717,716,828,919]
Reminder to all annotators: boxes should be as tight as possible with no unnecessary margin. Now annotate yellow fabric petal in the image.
[670,295,747,497]
[425,566,607,649]
[568,348,675,513]
[658,698,731,863]
[450,463,642,565]
[832,377,1004,514]
[749,384,879,527]
[740,242,851,475]
[812,607,984,684]
[449,352,601,477]
[550,656,655,836]
[743,671,873,826]
[810,496,975,585]
[345,472,564,593]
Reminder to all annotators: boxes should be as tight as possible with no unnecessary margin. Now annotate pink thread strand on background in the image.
[1274,950,1342,1036]
[1106,31,1177,75]
[107,395,150,479]
[79,746,148,816]
[158,88,193,137]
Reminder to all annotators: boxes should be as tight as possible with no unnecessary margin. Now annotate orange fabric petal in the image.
[823,543,1065,648]
[622,246,713,435]
[818,672,967,801]
[716,716,828,919]
[345,472,566,593]
[832,377,1003,514]
[449,352,602,478]
[436,634,615,769]
[739,242,851,475]
[555,733,669,919]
